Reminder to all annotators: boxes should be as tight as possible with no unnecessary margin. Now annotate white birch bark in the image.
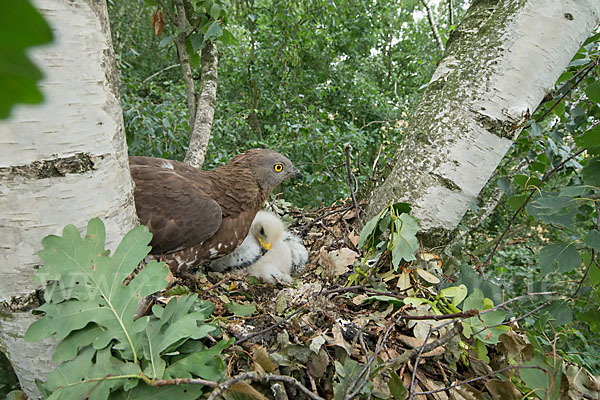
[367,0,600,245]
[0,0,137,397]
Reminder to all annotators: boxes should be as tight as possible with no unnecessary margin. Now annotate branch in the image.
[184,40,219,168]
[142,63,180,83]
[345,145,363,227]
[413,365,548,396]
[171,0,197,132]
[207,372,324,400]
[480,148,587,267]
[234,306,306,346]
[419,0,444,51]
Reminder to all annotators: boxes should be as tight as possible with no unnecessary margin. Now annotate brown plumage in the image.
[129,149,301,271]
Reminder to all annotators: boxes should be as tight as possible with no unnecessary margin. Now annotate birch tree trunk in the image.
[367,0,600,246]
[0,0,138,397]
[184,41,219,168]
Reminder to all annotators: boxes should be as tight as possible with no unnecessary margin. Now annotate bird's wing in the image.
[131,162,222,254]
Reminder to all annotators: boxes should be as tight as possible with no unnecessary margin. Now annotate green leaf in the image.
[538,242,581,276]
[165,339,231,381]
[43,346,140,399]
[584,230,600,251]
[204,20,223,41]
[224,301,256,316]
[388,371,408,399]
[582,156,600,186]
[390,214,419,267]
[26,219,168,359]
[143,295,218,379]
[159,34,176,47]
[585,80,600,103]
[0,0,53,118]
[526,193,578,228]
[440,285,468,307]
[364,295,404,307]
[358,208,386,248]
[575,125,600,148]
[209,3,221,19]
[220,29,238,45]
[497,177,513,195]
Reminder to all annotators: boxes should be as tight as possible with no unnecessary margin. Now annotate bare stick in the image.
[142,63,180,83]
[413,365,548,396]
[345,145,363,227]
[408,326,433,399]
[207,372,324,400]
[234,306,306,346]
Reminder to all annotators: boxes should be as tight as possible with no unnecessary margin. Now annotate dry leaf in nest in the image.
[151,10,165,35]
[319,248,358,279]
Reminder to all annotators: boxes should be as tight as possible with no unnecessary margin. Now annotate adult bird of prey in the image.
[209,211,309,283]
[129,149,301,272]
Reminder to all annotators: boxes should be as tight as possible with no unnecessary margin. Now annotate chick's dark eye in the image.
[260,227,265,235]
[273,163,284,172]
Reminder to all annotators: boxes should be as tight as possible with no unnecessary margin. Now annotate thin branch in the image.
[412,365,548,396]
[480,148,587,268]
[448,0,454,26]
[234,306,306,346]
[387,322,463,369]
[172,0,197,132]
[573,249,596,298]
[419,0,444,51]
[142,63,180,83]
[408,326,433,399]
[535,58,598,122]
[345,145,363,227]
[207,372,324,400]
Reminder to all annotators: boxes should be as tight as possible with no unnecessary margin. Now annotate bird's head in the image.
[230,149,302,193]
[250,211,285,253]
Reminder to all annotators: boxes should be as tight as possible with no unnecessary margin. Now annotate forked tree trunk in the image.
[0,0,138,397]
[367,0,600,246]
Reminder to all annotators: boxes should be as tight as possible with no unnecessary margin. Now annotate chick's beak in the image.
[258,237,271,252]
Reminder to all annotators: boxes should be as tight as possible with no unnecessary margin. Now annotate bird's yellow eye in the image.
[273,163,284,172]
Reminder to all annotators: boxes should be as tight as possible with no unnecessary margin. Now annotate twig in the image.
[399,309,479,321]
[535,59,598,122]
[300,206,354,235]
[419,0,444,51]
[154,377,217,387]
[198,276,231,298]
[387,322,463,369]
[573,249,596,298]
[234,306,306,346]
[480,148,586,268]
[412,365,547,396]
[344,145,363,227]
[371,143,384,179]
[207,372,324,400]
[469,298,554,339]
[321,284,414,298]
[142,63,181,83]
[408,326,433,399]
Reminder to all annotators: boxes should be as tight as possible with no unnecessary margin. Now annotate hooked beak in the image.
[258,236,271,253]
[290,166,302,179]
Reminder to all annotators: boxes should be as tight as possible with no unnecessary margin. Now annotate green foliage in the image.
[352,202,419,285]
[109,0,441,207]
[0,0,52,118]
[25,219,229,398]
[473,32,600,376]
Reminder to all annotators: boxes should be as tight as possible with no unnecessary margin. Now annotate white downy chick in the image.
[208,211,308,283]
